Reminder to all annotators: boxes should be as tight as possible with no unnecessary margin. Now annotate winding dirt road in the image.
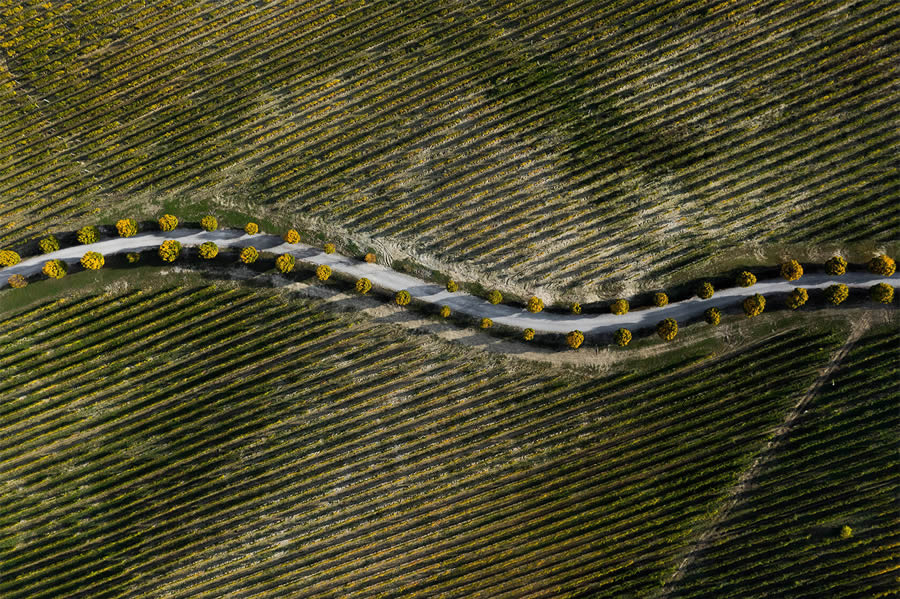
[2,228,896,334]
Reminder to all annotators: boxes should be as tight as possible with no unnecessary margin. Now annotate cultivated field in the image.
[1,281,877,598]
[0,0,897,297]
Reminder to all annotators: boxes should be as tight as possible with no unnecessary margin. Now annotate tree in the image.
[840,525,852,539]
[356,277,373,294]
[743,293,766,317]
[239,246,259,264]
[527,296,543,313]
[8,274,27,288]
[736,271,757,287]
[245,222,259,235]
[158,214,178,231]
[324,243,336,254]
[610,299,629,315]
[656,318,678,340]
[80,251,104,270]
[613,328,632,347]
[42,259,67,279]
[158,240,182,262]
[440,305,451,318]
[825,284,849,305]
[780,260,803,281]
[77,225,99,244]
[201,215,218,231]
[870,283,894,304]
[653,292,668,307]
[126,252,140,263]
[275,254,295,274]
[116,218,138,237]
[697,282,714,299]
[786,287,808,309]
[868,254,896,276]
[446,280,459,293]
[316,264,332,281]
[480,317,493,329]
[704,307,721,325]
[566,330,585,349]
[395,290,411,306]
[364,252,377,263]
[523,328,535,341]
[39,235,60,253]
[825,256,847,276]
[488,290,503,305]
[283,229,300,244]
[571,303,582,315]
[0,249,21,266]
[198,242,219,259]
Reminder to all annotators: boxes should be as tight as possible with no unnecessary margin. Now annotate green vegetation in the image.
[671,328,898,598]
[0,285,849,598]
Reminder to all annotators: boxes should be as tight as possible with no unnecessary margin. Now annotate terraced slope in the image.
[0,282,842,597]
[670,327,899,599]
[0,0,897,295]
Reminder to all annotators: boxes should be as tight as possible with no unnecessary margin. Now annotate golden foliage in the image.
[825,284,849,305]
[704,307,721,325]
[697,282,714,299]
[653,292,668,307]
[364,253,377,263]
[201,215,218,231]
[527,296,543,313]
[316,264,332,281]
[613,328,632,347]
[0,249,21,266]
[439,305,451,318]
[870,283,893,304]
[656,318,678,340]
[736,271,756,287]
[244,222,259,235]
[198,242,219,259]
[523,328,535,341]
[488,290,502,304]
[275,254,295,273]
[323,243,336,254]
[158,214,178,231]
[868,254,896,276]
[239,246,259,264]
[743,293,766,317]
[571,303,582,315]
[39,235,60,253]
[42,259,67,279]
[126,252,141,263]
[77,225,99,244]
[780,260,803,281]
[395,290,411,306]
[8,274,27,288]
[786,287,808,309]
[356,277,373,294]
[446,280,459,293]
[825,256,847,276]
[158,240,182,262]
[566,330,585,349]
[480,317,493,329]
[80,251,104,270]
[116,218,138,237]
[283,229,300,244]
[610,299,629,315]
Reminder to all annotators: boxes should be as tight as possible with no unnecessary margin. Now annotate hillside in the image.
[0,0,897,298]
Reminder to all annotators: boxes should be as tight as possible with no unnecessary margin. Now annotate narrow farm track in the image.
[656,320,871,599]
[2,227,897,335]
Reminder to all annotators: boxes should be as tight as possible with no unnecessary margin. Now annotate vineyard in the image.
[0,0,897,297]
[2,281,883,597]
[671,327,899,598]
